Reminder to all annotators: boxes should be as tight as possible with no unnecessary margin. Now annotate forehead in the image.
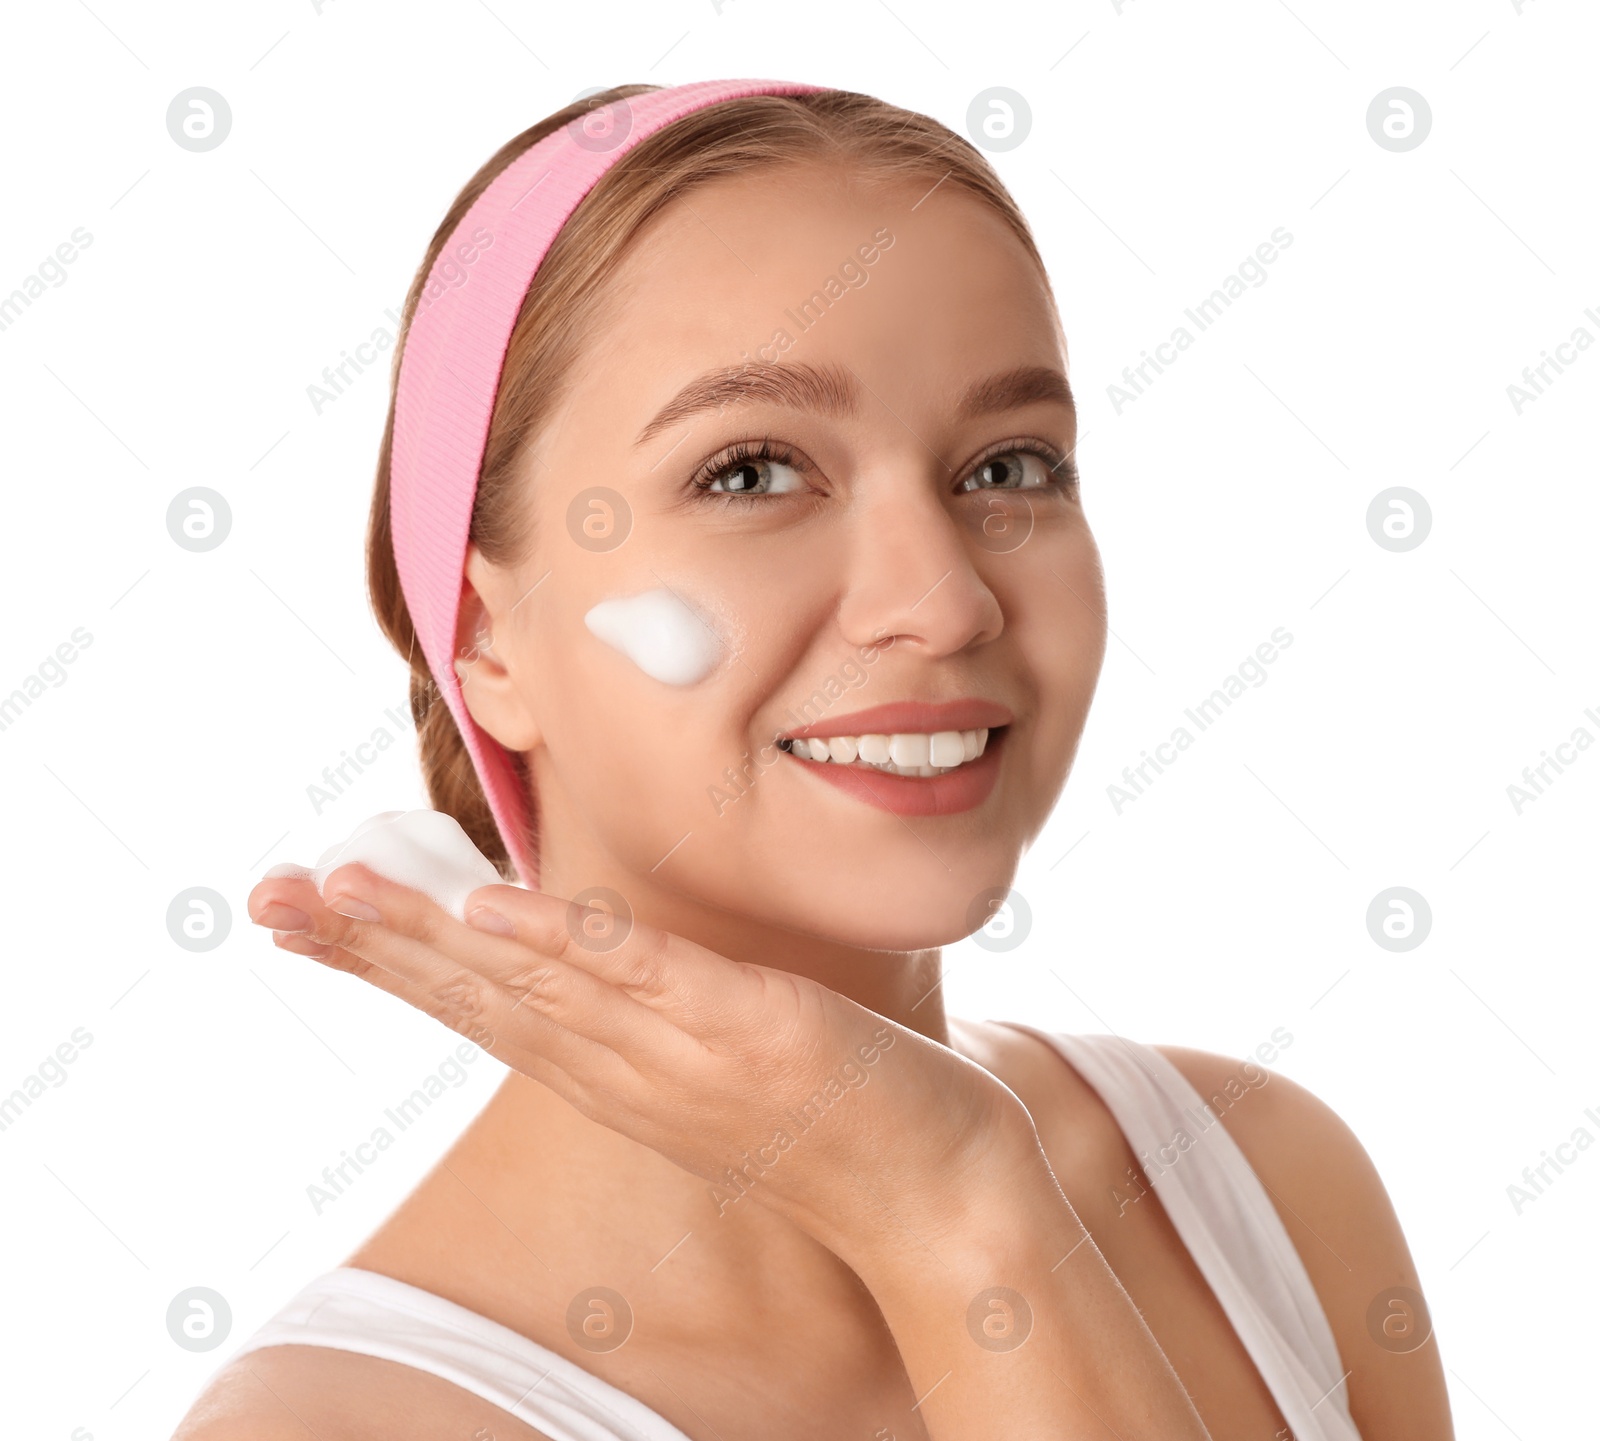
[565,160,1064,422]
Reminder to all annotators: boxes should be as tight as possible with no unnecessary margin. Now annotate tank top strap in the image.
[225,1266,695,1441]
[996,1023,1362,1441]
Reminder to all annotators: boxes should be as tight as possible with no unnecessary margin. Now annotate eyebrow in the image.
[633,361,1074,447]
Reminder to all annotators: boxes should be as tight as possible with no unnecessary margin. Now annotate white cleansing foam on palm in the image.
[583,586,722,685]
[264,809,505,921]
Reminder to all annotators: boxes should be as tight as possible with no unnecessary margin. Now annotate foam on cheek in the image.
[263,809,504,921]
[583,586,722,685]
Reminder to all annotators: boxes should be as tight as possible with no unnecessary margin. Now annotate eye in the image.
[708,456,803,497]
[957,442,1077,494]
[690,439,809,503]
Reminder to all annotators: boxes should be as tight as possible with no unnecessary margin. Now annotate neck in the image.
[349,795,970,1349]
[533,842,953,1049]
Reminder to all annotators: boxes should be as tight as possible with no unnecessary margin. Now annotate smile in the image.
[775,698,1011,817]
[778,727,991,777]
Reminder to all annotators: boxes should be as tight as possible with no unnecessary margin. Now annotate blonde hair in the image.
[366,84,1051,879]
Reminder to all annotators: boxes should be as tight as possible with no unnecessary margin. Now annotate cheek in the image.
[998,520,1106,740]
[1061,535,1108,692]
[526,562,829,852]
[1001,514,1105,652]
[583,586,723,685]
[530,646,738,874]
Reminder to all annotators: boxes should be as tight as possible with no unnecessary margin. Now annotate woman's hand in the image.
[246,864,1037,1265]
[247,866,1223,1441]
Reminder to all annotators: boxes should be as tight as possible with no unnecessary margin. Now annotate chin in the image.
[775,858,1025,952]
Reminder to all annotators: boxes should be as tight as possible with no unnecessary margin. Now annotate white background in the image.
[1,1,1593,1436]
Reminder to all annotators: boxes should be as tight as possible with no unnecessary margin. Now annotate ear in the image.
[451,545,543,752]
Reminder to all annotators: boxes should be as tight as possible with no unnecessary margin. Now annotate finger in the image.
[271,929,338,962]
[293,863,686,1079]
[459,881,763,1035]
[266,891,621,1098]
[266,923,505,1050]
[270,928,351,967]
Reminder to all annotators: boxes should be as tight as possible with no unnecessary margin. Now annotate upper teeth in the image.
[785,728,990,777]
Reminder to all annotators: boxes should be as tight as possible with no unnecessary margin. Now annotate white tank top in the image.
[223,1029,1362,1440]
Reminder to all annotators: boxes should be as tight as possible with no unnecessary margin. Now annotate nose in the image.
[836,475,1005,660]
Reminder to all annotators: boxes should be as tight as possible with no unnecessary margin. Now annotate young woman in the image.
[177,80,1453,1440]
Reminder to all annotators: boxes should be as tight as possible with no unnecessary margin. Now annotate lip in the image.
[787,724,1007,817]
[779,698,1013,740]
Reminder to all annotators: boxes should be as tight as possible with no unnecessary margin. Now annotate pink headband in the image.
[389,78,828,891]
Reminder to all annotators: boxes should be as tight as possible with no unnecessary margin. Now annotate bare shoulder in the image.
[169,1343,558,1440]
[1152,1043,1456,1441]
[948,1017,1150,1198]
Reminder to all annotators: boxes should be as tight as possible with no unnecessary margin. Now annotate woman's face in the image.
[461,158,1106,950]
